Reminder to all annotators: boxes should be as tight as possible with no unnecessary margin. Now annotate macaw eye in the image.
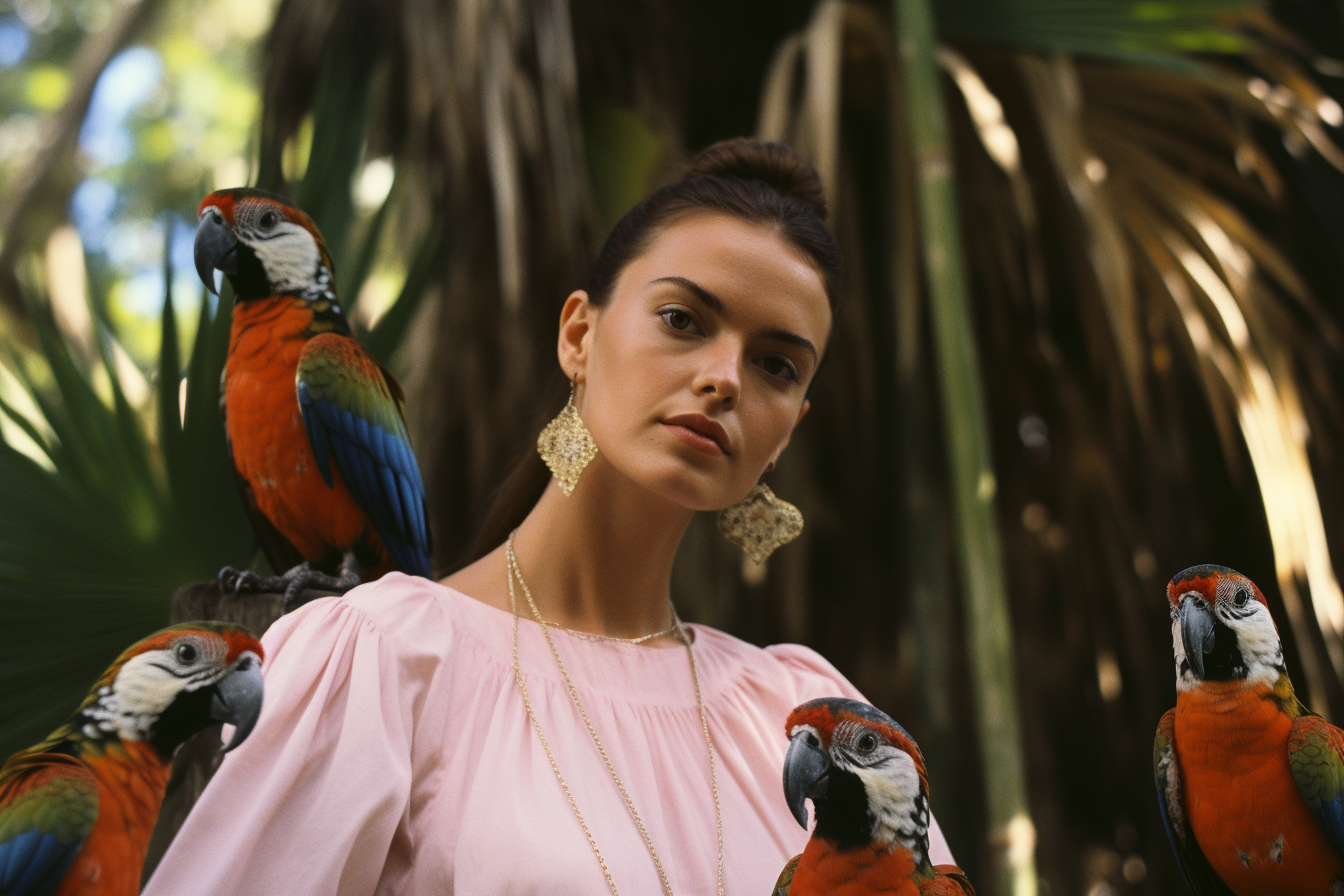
[259,209,281,230]
[1233,587,1250,608]
[175,642,198,664]
[857,731,879,754]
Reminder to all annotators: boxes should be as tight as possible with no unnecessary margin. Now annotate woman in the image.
[144,138,953,893]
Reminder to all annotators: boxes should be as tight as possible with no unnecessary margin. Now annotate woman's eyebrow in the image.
[652,275,817,361]
[762,328,817,361]
[652,276,724,313]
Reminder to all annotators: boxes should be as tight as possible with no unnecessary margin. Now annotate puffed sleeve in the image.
[764,642,957,866]
[143,596,413,896]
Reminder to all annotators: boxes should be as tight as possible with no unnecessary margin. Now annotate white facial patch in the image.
[1218,599,1284,688]
[850,748,927,861]
[831,719,929,861]
[82,636,229,742]
[246,221,328,298]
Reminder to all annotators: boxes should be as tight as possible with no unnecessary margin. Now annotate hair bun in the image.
[687,138,828,222]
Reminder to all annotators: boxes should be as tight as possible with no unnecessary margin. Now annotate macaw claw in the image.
[218,557,361,614]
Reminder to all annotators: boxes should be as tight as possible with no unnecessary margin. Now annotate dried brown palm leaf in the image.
[1018,54,1149,425]
[1068,59,1344,697]
[1114,181,1341,710]
[940,48,1054,363]
[927,15,1344,886]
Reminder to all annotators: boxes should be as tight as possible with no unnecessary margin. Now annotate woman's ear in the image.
[557,290,595,379]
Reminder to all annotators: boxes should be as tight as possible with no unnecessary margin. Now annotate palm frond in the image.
[1006,48,1344,709]
[0,234,252,760]
[935,0,1256,66]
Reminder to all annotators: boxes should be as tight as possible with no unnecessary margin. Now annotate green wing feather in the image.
[1288,714,1344,860]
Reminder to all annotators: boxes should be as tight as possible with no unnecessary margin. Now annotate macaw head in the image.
[783,697,933,863]
[1167,564,1282,691]
[72,621,265,758]
[194,188,336,305]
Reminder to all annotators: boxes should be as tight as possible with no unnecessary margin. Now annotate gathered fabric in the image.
[143,572,952,894]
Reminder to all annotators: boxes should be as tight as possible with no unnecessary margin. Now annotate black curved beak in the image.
[194,209,238,296]
[1180,595,1216,681]
[210,653,264,752]
[783,729,831,829]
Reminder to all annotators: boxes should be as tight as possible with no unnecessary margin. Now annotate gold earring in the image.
[537,380,598,496]
[718,483,803,564]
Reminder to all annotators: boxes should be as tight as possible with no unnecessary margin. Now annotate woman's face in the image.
[560,212,832,511]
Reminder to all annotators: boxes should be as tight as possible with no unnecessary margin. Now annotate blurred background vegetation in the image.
[2,0,1344,894]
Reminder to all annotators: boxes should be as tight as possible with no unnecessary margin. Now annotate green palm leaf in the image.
[936,0,1255,64]
[0,249,252,760]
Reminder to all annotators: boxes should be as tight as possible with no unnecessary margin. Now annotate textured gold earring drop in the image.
[718,483,803,564]
[537,380,598,496]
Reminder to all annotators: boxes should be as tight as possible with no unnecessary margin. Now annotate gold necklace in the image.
[534,614,681,644]
[506,532,725,896]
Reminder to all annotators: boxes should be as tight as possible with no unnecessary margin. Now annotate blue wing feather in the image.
[296,380,335,488]
[396,475,418,546]
[296,340,432,578]
[1322,798,1344,854]
[0,830,80,896]
[396,440,429,551]
[379,467,404,534]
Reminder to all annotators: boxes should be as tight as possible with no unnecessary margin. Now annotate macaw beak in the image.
[1180,594,1217,681]
[210,652,264,752]
[783,728,831,829]
[194,208,238,296]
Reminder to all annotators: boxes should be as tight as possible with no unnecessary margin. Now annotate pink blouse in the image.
[143,573,951,893]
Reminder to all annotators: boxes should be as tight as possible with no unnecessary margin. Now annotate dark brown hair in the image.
[454,138,841,568]
[583,138,842,313]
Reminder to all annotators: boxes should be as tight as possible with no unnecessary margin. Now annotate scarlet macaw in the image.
[194,188,432,610]
[777,697,974,896]
[0,622,263,895]
[1155,564,1344,895]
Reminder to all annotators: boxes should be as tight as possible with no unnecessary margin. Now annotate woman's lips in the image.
[663,415,729,456]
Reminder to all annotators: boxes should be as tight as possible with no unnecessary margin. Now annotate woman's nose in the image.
[693,345,741,407]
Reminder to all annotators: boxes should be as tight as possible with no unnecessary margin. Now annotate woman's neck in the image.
[446,457,696,643]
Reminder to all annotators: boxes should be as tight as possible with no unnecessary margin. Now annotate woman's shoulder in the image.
[689,624,864,706]
[260,572,501,666]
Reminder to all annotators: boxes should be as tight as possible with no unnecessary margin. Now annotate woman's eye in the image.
[757,355,799,382]
[660,309,697,333]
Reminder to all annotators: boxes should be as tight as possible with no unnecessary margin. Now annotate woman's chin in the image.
[638,468,739,514]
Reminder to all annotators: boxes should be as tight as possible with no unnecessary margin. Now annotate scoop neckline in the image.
[425,575,700,649]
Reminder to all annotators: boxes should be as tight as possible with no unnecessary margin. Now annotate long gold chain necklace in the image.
[506,532,725,896]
